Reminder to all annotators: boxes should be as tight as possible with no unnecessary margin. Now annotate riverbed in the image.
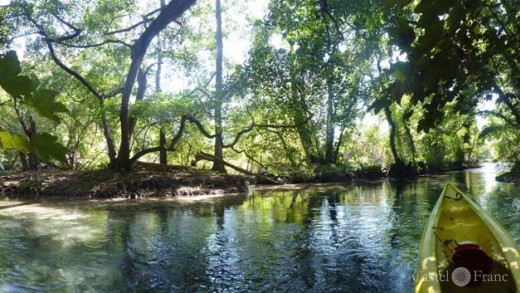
[0,163,518,292]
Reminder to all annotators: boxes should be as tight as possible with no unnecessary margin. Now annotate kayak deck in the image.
[415,183,520,292]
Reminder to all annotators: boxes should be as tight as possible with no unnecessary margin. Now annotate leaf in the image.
[0,51,22,78]
[437,0,454,14]
[417,107,442,132]
[0,131,30,152]
[369,99,389,113]
[391,62,411,82]
[25,89,68,123]
[29,133,68,163]
[0,131,11,149]
[12,135,30,152]
[0,51,39,97]
[396,0,413,8]
[447,4,465,28]
[0,75,36,97]
[389,20,415,50]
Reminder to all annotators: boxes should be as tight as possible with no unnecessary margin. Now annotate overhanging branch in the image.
[129,114,215,164]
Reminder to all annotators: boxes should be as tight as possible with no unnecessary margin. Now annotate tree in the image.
[381,0,519,132]
[235,0,387,173]
[211,0,225,172]
[10,0,197,170]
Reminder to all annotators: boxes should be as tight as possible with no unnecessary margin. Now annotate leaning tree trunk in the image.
[115,0,197,170]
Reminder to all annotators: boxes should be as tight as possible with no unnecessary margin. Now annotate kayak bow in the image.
[415,183,520,292]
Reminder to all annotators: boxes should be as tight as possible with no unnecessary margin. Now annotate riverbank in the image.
[496,163,520,184]
[304,162,481,183]
[0,166,250,198]
[0,162,485,198]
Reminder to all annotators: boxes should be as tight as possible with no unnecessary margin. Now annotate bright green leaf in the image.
[0,131,29,152]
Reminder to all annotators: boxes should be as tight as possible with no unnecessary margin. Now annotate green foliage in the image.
[0,0,509,175]
[0,51,37,97]
[0,9,8,46]
[30,133,67,163]
[481,114,520,163]
[354,164,384,179]
[0,51,68,123]
[0,131,30,152]
[0,50,68,165]
[25,89,68,123]
[384,0,519,133]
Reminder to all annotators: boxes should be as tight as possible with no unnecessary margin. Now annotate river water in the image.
[0,163,519,292]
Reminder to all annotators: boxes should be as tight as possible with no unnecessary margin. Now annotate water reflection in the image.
[0,163,518,292]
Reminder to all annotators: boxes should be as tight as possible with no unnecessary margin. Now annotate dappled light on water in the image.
[0,204,106,246]
[0,166,518,292]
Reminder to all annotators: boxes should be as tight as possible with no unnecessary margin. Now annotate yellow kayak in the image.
[415,183,520,292]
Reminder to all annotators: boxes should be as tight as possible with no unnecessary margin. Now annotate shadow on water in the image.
[0,163,518,292]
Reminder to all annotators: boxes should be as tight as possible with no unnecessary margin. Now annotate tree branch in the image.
[56,39,132,49]
[184,115,217,139]
[195,151,280,184]
[493,84,520,125]
[129,114,215,164]
[105,8,163,35]
[223,123,254,148]
[27,16,106,102]
[50,12,80,31]
[479,110,519,128]
[188,72,217,97]
[231,146,267,170]
[13,98,30,138]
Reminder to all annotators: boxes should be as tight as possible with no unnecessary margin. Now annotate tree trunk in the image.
[129,67,147,141]
[100,100,117,168]
[403,118,416,164]
[211,0,226,173]
[159,127,167,165]
[19,152,29,171]
[27,116,39,169]
[384,105,402,165]
[333,126,346,163]
[14,101,40,170]
[287,45,316,165]
[325,78,335,164]
[115,0,197,170]
[155,15,167,165]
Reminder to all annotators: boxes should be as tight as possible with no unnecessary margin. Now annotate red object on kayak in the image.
[452,242,495,287]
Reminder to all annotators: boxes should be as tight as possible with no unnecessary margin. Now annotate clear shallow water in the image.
[0,163,518,292]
